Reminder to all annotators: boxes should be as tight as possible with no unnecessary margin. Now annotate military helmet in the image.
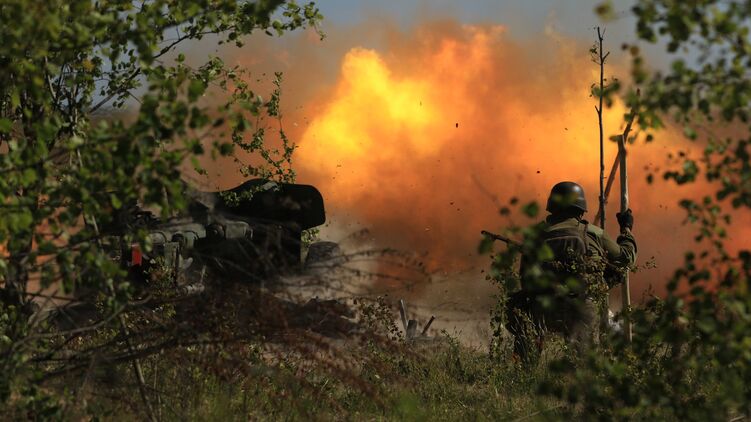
[546,181,587,213]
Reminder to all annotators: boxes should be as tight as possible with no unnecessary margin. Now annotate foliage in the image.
[353,295,401,339]
[591,3,751,416]
[0,0,321,413]
[541,255,751,420]
[602,0,751,212]
[4,0,751,418]
[57,294,560,420]
[485,1,751,418]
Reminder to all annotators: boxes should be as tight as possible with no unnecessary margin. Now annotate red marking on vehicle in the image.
[131,244,143,266]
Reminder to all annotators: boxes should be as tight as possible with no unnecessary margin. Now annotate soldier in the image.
[505,181,637,361]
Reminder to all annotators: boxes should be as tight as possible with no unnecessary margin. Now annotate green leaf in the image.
[522,202,540,218]
[536,243,554,261]
[0,118,12,133]
[188,78,206,102]
[683,126,697,140]
[218,142,234,156]
[595,2,615,20]
[37,241,57,255]
[110,194,122,210]
[478,236,493,254]
[21,168,38,184]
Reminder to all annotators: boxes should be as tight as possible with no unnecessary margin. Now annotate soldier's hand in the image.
[616,209,634,231]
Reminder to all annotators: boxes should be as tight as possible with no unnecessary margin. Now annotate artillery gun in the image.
[49,178,352,334]
[105,178,338,288]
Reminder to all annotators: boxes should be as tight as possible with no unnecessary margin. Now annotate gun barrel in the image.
[480,230,520,247]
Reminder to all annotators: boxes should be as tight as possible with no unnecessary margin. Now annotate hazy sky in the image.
[315,0,636,42]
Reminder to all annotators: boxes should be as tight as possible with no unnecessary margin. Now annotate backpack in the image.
[542,221,590,262]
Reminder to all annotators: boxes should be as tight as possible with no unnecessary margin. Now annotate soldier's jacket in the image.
[542,214,637,290]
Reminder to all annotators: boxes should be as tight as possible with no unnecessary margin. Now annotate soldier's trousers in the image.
[505,289,599,362]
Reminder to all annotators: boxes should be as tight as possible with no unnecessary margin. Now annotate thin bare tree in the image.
[593,27,610,229]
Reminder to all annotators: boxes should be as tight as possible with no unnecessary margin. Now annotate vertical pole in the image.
[398,299,408,334]
[618,136,633,342]
[594,27,610,335]
[596,27,608,230]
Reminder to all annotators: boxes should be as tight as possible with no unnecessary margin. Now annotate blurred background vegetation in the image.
[1,0,751,420]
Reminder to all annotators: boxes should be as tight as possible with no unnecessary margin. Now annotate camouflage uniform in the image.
[505,182,637,361]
